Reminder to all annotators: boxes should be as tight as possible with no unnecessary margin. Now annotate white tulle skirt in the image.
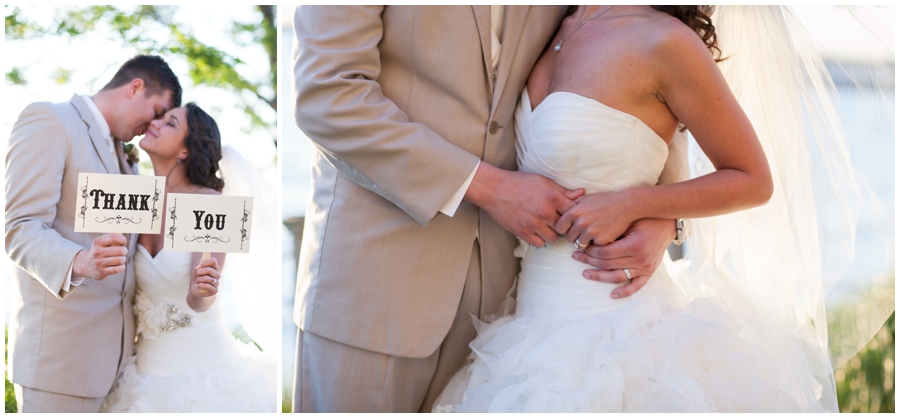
[101,316,276,413]
[433,241,835,413]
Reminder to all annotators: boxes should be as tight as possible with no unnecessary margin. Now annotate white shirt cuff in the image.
[439,161,480,217]
[63,256,85,293]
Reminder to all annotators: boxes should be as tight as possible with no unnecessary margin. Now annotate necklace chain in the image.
[554,6,615,52]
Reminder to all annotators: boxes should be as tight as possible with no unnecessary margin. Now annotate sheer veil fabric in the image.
[688,5,893,374]
[218,145,280,357]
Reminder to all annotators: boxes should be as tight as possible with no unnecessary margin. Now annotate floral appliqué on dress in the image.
[134,291,196,339]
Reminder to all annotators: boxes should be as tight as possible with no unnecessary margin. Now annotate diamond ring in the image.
[211,278,217,286]
[623,268,633,281]
[574,238,587,249]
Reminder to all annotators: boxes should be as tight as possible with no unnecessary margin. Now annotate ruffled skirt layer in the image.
[102,339,276,412]
[434,250,834,413]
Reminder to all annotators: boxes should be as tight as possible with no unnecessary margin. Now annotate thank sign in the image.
[75,173,165,234]
[164,193,253,253]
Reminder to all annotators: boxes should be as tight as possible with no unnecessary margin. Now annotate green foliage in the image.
[6,67,26,85]
[51,67,72,85]
[4,5,277,145]
[5,327,16,413]
[4,6,39,38]
[835,312,895,412]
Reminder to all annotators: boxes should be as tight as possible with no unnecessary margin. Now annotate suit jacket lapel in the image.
[69,94,117,174]
[492,6,530,112]
[471,6,494,94]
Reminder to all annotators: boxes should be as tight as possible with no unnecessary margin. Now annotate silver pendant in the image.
[554,42,562,52]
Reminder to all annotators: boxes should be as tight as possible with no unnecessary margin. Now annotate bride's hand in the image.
[190,257,221,298]
[572,218,676,299]
[556,191,635,246]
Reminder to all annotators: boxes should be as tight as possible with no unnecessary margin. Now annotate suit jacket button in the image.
[489,121,500,134]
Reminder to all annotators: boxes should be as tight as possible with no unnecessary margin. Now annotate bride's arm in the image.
[559,24,773,246]
[187,252,226,312]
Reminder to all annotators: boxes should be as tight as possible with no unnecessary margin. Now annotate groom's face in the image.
[113,86,174,142]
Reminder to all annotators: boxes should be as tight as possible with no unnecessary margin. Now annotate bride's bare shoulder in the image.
[640,13,715,63]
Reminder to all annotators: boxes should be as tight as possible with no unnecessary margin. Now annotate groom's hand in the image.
[571,218,675,299]
[73,233,128,280]
[465,163,583,247]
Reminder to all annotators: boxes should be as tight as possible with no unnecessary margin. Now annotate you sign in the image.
[164,193,253,253]
[75,173,165,234]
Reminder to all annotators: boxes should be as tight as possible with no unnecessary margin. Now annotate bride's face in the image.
[140,107,189,162]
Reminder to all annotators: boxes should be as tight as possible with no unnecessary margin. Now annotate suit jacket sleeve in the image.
[5,102,86,299]
[293,6,481,226]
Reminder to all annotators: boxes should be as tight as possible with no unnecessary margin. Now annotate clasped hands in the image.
[469,165,674,298]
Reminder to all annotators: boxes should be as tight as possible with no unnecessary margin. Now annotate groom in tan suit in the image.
[5,55,181,413]
[293,6,688,412]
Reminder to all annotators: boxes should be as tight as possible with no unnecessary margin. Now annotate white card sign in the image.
[164,193,253,253]
[75,173,166,233]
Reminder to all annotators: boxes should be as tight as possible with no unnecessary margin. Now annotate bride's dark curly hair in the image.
[652,6,724,62]
[182,103,225,192]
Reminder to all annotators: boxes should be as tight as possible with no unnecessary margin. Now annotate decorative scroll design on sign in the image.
[240,201,250,250]
[79,178,90,227]
[150,180,162,228]
[95,215,142,225]
[184,235,231,244]
[167,198,177,248]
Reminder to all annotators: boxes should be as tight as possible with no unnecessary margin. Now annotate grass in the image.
[5,328,15,413]
[835,312,894,412]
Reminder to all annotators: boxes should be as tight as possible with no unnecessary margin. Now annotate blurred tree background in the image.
[4,4,277,173]
[834,313,895,412]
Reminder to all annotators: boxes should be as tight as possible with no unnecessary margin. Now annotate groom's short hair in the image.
[101,55,182,108]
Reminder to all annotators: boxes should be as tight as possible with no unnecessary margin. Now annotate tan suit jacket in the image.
[293,6,688,359]
[5,95,138,398]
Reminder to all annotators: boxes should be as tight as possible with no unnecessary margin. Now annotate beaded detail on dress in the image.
[134,291,195,339]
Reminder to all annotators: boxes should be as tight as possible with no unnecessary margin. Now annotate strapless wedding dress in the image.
[101,245,276,412]
[432,89,832,412]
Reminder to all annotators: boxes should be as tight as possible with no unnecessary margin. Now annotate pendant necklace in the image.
[554,6,615,52]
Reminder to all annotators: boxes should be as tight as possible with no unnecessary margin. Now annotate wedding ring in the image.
[575,238,587,249]
[211,278,217,286]
[623,268,633,281]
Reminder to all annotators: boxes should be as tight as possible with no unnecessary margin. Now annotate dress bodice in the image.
[515,88,669,194]
[134,245,223,322]
[513,88,672,318]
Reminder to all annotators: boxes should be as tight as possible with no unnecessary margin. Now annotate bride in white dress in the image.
[102,103,276,412]
[434,5,891,413]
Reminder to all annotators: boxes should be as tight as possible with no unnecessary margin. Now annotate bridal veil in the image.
[218,146,280,358]
[682,6,893,408]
